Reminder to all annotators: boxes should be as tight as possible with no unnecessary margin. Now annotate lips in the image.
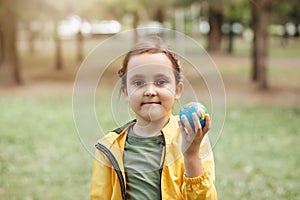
[141,102,161,106]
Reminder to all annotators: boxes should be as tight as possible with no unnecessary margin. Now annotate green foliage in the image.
[223,0,251,25]
[272,0,300,24]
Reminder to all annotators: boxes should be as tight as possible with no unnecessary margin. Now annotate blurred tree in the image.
[141,0,172,22]
[171,0,251,53]
[0,0,55,85]
[127,0,172,41]
[169,0,202,34]
[41,0,111,69]
[53,20,62,70]
[102,0,172,42]
[40,0,113,69]
[19,1,45,55]
[206,0,252,53]
[121,0,142,43]
[0,0,22,85]
[207,1,223,52]
[251,0,272,90]
[0,27,3,63]
[76,30,83,64]
[73,0,118,63]
[89,0,142,42]
[42,0,75,70]
[223,0,251,54]
[272,0,300,37]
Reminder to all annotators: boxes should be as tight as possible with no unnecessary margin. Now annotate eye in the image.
[133,80,145,87]
[154,79,167,86]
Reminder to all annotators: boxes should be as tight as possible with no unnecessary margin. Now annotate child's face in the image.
[122,53,183,123]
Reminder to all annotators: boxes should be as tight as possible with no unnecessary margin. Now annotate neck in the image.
[133,115,170,137]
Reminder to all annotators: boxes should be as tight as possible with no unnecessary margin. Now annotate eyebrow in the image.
[155,74,172,80]
[128,73,172,82]
[155,74,169,77]
[128,74,145,81]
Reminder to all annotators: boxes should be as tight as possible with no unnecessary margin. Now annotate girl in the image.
[90,38,217,199]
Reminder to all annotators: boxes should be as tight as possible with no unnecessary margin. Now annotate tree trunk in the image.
[227,22,234,54]
[258,0,271,90]
[251,2,259,81]
[27,23,36,54]
[207,6,223,52]
[155,8,165,38]
[54,20,63,70]
[132,11,139,44]
[251,0,271,90]
[76,30,83,63]
[294,23,299,37]
[0,27,3,64]
[155,8,165,23]
[0,9,22,85]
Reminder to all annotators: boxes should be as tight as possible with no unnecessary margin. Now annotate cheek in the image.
[127,87,136,97]
[159,89,177,104]
[127,88,142,101]
[163,85,177,96]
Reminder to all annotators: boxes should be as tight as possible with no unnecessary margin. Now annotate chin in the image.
[146,111,170,121]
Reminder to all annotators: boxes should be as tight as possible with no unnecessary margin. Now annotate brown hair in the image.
[118,37,183,86]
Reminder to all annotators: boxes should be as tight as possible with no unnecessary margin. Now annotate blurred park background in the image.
[1,0,300,199]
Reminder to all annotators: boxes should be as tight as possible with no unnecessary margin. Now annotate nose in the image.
[144,83,157,97]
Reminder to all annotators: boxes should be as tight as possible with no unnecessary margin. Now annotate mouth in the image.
[141,102,161,106]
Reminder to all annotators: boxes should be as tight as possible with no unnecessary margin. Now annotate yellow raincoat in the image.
[90,115,217,199]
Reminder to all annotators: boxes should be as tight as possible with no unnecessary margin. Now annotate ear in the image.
[175,82,184,100]
[121,86,129,101]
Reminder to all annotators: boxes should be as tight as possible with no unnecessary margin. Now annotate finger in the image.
[192,113,202,133]
[181,115,193,134]
[178,120,187,135]
[202,114,211,134]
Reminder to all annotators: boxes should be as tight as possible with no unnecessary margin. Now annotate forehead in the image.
[127,53,174,74]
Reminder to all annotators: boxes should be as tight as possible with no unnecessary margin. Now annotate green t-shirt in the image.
[124,126,164,200]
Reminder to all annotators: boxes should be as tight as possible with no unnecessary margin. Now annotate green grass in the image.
[0,95,92,199]
[215,106,300,199]
[1,94,300,199]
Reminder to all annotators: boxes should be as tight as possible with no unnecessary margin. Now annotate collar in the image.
[161,114,180,145]
[99,115,180,148]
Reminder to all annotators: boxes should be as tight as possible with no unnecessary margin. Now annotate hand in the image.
[179,113,211,157]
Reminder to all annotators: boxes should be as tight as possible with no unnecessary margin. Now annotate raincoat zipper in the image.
[159,131,167,200]
[95,143,126,200]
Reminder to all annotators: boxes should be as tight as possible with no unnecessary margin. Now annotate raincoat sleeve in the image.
[90,150,114,200]
[182,138,217,199]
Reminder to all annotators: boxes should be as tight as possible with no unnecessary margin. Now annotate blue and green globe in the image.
[179,102,209,131]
